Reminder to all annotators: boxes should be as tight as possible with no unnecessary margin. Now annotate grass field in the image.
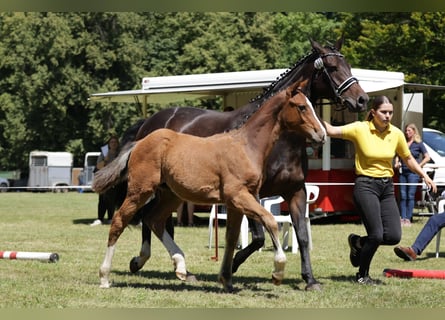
[1,192,445,308]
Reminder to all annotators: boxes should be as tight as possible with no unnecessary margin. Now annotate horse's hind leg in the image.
[145,208,194,282]
[232,218,265,273]
[129,214,176,273]
[129,188,182,274]
[129,216,152,273]
[99,191,152,288]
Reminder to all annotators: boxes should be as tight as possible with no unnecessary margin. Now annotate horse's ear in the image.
[309,38,323,53]
[289,79,308,96]
[299,79,309,91]
[286,86,293,98]
[335,34,345,50]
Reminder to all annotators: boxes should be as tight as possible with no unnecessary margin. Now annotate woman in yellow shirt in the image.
[324,95,436,285]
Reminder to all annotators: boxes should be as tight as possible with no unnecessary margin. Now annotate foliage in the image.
[176,12,279,73]
[0,12,146,169]
[0,12,444,173]
[338,12,445,131]
[273,12,342,66]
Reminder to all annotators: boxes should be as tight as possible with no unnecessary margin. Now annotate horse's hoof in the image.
[99,279,111,289]
[272,271,284,286]
[175,271,188,281]
[305,282,322,291]
[186,272,198,282]
[129,257,142,273]
[224,285,234,293]
[218,275,234,293]
[221,281,234,293]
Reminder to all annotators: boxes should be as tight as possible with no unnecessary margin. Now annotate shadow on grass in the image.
[72,216,211,226]
[321,274,388,286]
[72,218,100,225]
[423,252,444,259]
[72,218,144,227]
[110,268,307,294]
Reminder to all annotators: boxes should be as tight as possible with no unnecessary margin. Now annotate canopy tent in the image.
[89,67,445,126]
[89,68,407,115]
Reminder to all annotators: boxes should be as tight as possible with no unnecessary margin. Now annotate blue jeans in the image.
[353,176,402,276]
[412,212,445,255]
[399,171,420,221]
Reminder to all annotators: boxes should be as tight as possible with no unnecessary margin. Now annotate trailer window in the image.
[31,156,47,166]
[86,156,99,166]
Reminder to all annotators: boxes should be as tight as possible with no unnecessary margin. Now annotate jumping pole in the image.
[383,268,445,279]
[0,251,59,263]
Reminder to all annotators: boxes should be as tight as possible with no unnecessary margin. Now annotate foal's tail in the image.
[92,143,135,194]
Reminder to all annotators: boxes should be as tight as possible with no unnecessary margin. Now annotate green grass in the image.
[1,192,445,308]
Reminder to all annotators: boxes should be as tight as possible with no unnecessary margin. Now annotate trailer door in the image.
[28,155,49,187]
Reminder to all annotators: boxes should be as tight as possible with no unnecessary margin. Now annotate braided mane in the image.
[226,50,316,132]
[250,49,315,103]
[228,43,337,131]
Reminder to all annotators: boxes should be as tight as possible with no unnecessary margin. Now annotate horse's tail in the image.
[92,142,135,194]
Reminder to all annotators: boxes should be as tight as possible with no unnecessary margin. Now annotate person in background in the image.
[394,123,431,227]
[176,201,195,227]
[324,95,436,285]
[91,135,120,226]
[394,210,445,261]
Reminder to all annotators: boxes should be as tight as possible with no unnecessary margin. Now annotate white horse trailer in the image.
[28,151,73,192]
[79,152,100,188]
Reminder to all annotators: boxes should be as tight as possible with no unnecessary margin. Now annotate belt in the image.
[357,175,392,183]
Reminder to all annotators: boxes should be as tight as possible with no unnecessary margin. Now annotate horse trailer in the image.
[28,151,73,192]
[78,152,100,188]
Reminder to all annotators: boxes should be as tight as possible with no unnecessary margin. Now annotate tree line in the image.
[0,12,444,173]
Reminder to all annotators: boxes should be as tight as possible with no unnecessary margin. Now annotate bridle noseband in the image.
[314,52,358,102]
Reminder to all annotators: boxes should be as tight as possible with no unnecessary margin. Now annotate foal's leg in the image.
[129,188,180,274]
[232,194,286,286]
[99,191,152,288]
[143,200,193,282]
[218,209,243,293]
[288,189,321,291]
[232,218,265,273]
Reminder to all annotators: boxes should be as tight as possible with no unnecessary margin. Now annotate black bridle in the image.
[313,52,359,108]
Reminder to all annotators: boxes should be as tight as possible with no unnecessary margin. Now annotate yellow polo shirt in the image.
[341,121,411,178]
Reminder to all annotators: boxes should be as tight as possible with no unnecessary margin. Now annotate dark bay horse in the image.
[114,37,369,291]
[93,82,326,291]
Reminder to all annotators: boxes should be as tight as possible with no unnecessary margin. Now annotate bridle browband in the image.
[314,52,359,102]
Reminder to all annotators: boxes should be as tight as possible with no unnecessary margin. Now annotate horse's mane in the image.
[250,50,315,104]
[229,48,320,132]
[251,42,339,104]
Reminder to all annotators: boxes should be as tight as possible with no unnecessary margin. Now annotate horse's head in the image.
[309,37,369,112]
[283,81,326,144]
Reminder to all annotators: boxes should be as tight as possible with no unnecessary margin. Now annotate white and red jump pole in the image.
[0,251,59,263]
